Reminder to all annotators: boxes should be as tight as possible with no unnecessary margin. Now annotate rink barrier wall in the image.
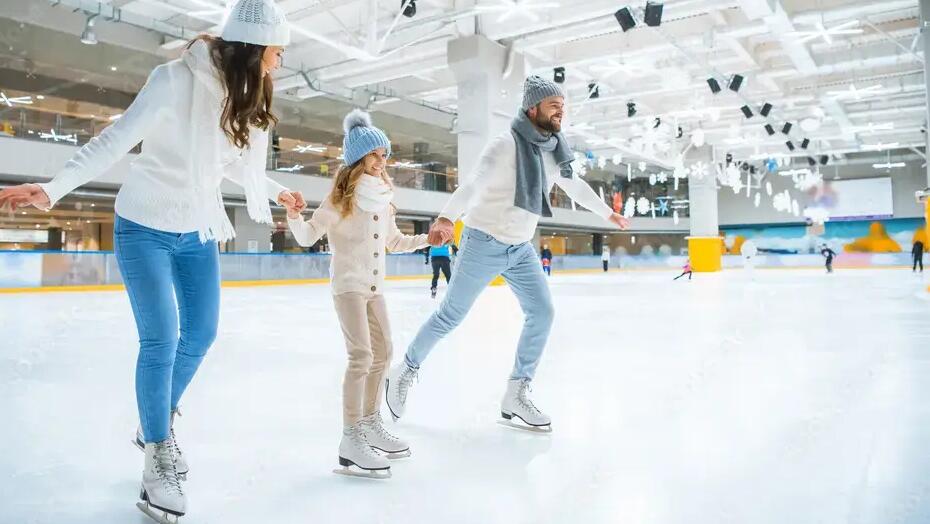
[0,251,913,292]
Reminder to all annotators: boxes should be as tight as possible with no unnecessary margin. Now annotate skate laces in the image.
[152,442,184,496]
[396,366,419,401]
[516,381,542,416]
[363,414,398,443]
[168,410,183,461]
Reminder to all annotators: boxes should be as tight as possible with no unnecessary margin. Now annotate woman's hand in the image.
[428,217,454,246]
[0,184,51,212]
[277,190,306,219]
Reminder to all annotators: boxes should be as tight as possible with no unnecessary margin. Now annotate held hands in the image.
[608,213,630,230]
[277,190,306,220]
[428,217,454,247]
[0,184,51,212]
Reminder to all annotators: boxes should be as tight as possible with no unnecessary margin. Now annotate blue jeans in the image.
[114,215,220,443]
[405,227,554,380]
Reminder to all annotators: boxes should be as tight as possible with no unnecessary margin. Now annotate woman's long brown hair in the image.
[188,35,277,149]
[330,156,395,218]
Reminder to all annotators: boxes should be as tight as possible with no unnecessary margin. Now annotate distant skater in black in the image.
[820,244,837,273]
[913,240,924,272]
[426,242,458,298]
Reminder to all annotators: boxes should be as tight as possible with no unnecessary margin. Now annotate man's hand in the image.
[0,184,51,212]
[608,213,630,230]
[428,217,454,246]
[278,190,306,219]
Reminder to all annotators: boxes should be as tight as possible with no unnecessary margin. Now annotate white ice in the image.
[2,268,929,524]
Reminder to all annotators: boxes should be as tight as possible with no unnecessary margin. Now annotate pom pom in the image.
[343,109,372,134]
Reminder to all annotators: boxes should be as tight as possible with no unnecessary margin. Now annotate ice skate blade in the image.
[497,417,552,434]
[136,502,182,524]
[333,466,392,480]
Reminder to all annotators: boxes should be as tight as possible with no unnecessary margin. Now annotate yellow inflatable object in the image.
[843,222,902,253]
[729,235,746,255]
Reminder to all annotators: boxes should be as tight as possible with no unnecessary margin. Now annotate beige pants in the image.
[332,292,393,426]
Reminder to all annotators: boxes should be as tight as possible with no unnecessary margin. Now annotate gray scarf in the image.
[511,111,574,217]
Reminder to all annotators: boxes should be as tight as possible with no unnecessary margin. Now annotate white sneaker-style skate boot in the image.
[384,361,418,421]
[137,441,186,523]
[135,409,189,480]
[334,423,391,479]
[360,413,411,459]
[500,378,552,433]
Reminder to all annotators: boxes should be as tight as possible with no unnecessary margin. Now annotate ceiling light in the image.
[80,15,98,45]
[873,161,905,169]
[35,95,45,100]
[707,78,721,94]
[827,83,884,101]
[477,0,559,23]
[781,122,792,135]
[108,114,122,121]
[553,66,565,84]
[760,103,772,117]
[791,20,863,45]
[728,74,744,92]
[740,105,754,118]
[627,102,637,117]
[862,142,899,151]
[110,66,117,72]
[801,138,810,149]
[764,124,775,136]
[587,83,600,99]
[401,0,417,18]
[0,92,33,107]
[786,141,795,151]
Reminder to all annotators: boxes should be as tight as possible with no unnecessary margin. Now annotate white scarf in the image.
[182,40,273,242]
[355,174,394,213]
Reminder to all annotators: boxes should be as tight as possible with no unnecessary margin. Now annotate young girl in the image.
[285,110,429,479]
[0,0,298,519]
[674,259,693,280]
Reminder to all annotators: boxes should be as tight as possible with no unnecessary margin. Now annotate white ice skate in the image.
[137,441,186,524]
[134,409,189,480]
[384,362,418,421]
[499,378,552,433]
[334,423,392,479]
[360,412,411,459]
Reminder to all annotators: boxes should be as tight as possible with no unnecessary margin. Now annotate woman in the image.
[0,0,299,519]
[285,110,430,479]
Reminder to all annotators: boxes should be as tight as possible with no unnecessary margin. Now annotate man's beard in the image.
[534,112,562,133]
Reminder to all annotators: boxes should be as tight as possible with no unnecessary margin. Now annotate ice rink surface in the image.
[2,268,929,524]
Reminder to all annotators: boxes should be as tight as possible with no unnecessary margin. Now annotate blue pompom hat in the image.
[342,109,391,166]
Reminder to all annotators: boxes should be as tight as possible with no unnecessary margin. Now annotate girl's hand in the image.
[0,184,51,212]
[278,190,306,219]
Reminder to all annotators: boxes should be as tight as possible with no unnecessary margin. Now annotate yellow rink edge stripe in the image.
[0,265,911,294]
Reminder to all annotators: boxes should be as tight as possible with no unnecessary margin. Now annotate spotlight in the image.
[750,165,756,175]
[726,152,733,164]
[764,124,775,136]
[80,15,98,45]
[808,157,817,167]
[760,103,772,117]
[782,122,792,135]
[820,155,829,165]
[801,138,810,149]
[740,162,749,171]
[553,67,565,84]
[615,7,637,32]
[401,0,417,18]
[728,74,744,92]
[627,102,637,117]
[653,117,661,129]
[676,126,683,138]
[587,83,600,99]
[644,1,664,27]
[786,140,795,151]
[707,78,722,94]
[740,105,754,118]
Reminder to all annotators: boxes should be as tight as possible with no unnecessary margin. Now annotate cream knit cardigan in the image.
[39,40,287,242]
[288,195,429,295]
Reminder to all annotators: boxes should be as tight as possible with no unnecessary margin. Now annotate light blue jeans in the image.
[114,215,220,443]
[405,227,554,380]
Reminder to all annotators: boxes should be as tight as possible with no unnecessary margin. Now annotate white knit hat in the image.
[221,0,290,46]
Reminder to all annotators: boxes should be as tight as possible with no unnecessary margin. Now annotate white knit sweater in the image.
[38,41,288,237]
[439,133,614,245]
[288,196,428,295]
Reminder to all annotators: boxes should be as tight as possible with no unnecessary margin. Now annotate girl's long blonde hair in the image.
[330,155,395,218]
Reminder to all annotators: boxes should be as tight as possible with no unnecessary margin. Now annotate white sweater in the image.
[288,196,428,295]
[439,133,614,245]
[38,48,288,235]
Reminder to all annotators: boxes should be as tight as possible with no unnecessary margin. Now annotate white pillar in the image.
[447,35,526,186]
[231,206,272,253]
[921,0,930,185]
[686,145,722,271]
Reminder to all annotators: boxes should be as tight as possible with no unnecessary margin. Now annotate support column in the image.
[231,206,272,253]
[447,35,525,284]
[922,0,930,186]
[686,146,722,272]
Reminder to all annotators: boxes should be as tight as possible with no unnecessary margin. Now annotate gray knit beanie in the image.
[521,75,565,111]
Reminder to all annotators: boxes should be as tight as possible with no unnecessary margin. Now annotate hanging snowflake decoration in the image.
[597,156,608,169]
[673,210,680,225]
[689,161,709,180]
[638,161,647,172]
[673,163,688,179]
[765,181,773,196]
[570,154,588,178]
[754,192,761,207]
[792,199,800,216]
[773,191,792,212]
[657,172,669,184]
[636,196,651,215]
[624,197,636,218]
[648,173,657,186]
[612,153,623,165]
